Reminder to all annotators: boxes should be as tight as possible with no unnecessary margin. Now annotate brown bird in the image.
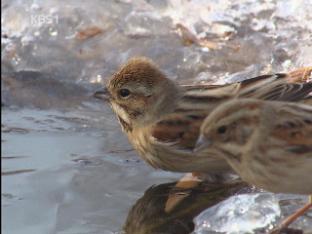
[195,98,312,231]
[95,57,311,176]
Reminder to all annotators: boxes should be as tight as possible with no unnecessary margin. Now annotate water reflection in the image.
[124,180,248,234]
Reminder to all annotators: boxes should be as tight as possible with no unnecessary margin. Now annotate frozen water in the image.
[2,0,312,88]
[194,193,312,234]
[194,193,280,234]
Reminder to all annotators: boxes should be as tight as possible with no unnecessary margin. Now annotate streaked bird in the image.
[195,98,312,231]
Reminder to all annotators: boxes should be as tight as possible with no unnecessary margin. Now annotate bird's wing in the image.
[180,73,311,112]
[271,103,312,150]
[236,67,312,102]
[238,79,312,101]
[178,74,288,111]
[181,67,312,103]
[150,111,207,150]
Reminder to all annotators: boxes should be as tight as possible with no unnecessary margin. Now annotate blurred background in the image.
[2,0,312,234]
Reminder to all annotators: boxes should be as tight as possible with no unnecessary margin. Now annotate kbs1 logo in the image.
[30,14,59,26]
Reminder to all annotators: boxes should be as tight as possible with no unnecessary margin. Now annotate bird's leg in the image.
[174,172,203,189]
[165,172,202,213]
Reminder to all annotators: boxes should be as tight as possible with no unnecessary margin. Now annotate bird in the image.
[94,57,311,176]
[94,57,312,176]
[194,98,312,231]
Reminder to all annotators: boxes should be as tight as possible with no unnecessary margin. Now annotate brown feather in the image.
[151,113,206,149]
[286,66,312,83]
[272,104,312,145]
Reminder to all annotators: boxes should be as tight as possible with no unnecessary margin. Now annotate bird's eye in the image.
[119,89,131,98]
[217,125,227,134]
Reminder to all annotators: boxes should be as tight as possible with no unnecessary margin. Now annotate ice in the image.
[194,193,280,234]
[2,0,312,90]
[194,193,312,234]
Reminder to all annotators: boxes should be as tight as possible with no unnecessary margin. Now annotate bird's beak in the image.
[194,135,212,153]
[93,87,110,101]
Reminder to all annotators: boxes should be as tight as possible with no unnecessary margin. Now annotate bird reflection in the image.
[123,180,248,234]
